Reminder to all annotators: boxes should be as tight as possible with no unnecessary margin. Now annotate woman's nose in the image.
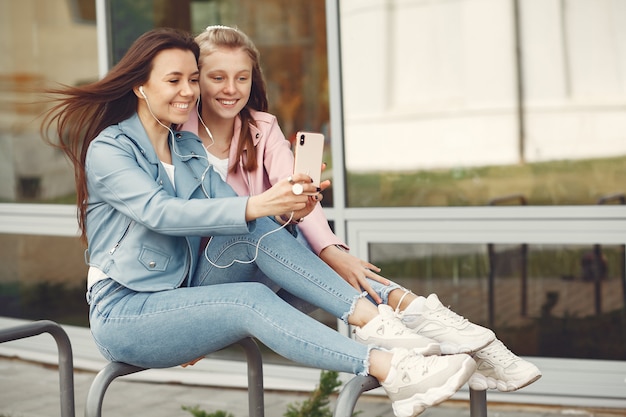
[223,79,236,93]
[181,82,197,98]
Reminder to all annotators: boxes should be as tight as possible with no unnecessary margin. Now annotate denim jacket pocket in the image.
[138,246,171,272]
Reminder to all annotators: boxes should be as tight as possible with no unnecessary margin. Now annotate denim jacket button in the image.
[148,261,156,268]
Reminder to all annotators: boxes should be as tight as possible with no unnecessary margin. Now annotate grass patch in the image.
[346,156,626,207]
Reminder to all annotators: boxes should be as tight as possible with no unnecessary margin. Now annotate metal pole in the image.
[469,389,488,417]
[238,338,265,417]
[512,0,525,165]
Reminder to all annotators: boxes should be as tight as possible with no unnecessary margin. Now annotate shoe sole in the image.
[439,334,494,355]
[468,370,542,392]
[391,355,477,417]
[418,343,442,356]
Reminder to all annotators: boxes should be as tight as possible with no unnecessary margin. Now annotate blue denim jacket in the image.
[85,113,252,291]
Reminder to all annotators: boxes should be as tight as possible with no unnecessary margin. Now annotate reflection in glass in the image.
[0,0,98,204]
[2,0,331,207]
[368,242,626,360]
[107,0,331,190]
[0,234,88,326]
[346,160,626,208]
[340,0,626,208]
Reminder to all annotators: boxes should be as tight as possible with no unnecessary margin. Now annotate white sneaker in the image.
[354,305,441,356]
[468,339,542,392]
[381,348,476,417]
[399,294,495,354]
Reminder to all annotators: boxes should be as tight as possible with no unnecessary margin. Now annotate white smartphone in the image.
[293,131,324,190]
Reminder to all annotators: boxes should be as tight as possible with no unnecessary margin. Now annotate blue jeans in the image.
[88,216,372,375]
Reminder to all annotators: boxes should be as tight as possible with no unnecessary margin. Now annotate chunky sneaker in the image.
[381,348,476,417]
[354,305,441,356]
[468,339,542,392]
[399,294,495,354]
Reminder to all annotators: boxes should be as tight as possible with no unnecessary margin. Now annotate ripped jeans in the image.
[273,230,404,314]
[88,216,373,375]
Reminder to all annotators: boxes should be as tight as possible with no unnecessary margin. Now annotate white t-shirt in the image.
[204,149,229,182]
[161,160,176,188]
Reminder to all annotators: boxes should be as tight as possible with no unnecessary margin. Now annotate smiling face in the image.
[138,48,200,126]
[198,47,253,122]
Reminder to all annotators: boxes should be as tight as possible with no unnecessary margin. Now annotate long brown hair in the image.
[195,26,269,174]
[41,28,200,243]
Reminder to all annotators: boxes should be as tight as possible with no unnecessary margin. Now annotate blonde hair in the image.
[196,26,268,174]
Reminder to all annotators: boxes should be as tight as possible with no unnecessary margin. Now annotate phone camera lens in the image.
[299,134,305,145]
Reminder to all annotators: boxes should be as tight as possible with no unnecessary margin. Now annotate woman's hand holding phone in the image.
[245,173,329,222]
[293,132,324,193]
[245,131,329,222]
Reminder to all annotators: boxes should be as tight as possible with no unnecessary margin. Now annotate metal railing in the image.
[0,320,75,417]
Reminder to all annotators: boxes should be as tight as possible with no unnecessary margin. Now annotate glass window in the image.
[1,0,331,207]
[0,234,88,326]
[368,242,626,360]
[0,0,98,204]
[107,0,333,205]
[339,0,626,208]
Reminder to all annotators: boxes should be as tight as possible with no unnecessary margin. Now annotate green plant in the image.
[283,370,343,417]
[181,369,356,417]
[181,405,234,417]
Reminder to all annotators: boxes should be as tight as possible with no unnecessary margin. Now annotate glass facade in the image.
[368,241,626,361]
[0,234,88,326]
[340,0,626,208]
[1,0,625,403]
[105,0,333,203]
[0,0,331,206]
[0,0,99,203]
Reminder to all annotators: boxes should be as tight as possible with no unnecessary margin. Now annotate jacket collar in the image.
[231,111,263,153]
[118,113,159,163]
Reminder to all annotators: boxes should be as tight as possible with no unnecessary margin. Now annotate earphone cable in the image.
[202,211,295,269]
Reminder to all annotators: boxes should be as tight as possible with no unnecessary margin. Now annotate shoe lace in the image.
[381,313,412,336]
[397,351,437,379]
[481,340,517,367]
[395,299,470,329]
[431,304,469,327]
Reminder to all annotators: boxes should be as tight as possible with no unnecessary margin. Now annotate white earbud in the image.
[139,86,147,99]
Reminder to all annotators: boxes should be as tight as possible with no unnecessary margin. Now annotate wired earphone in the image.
[140,85,212,197]
[139,85,294,269]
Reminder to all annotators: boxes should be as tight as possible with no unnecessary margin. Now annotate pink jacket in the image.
[181,109,347,255]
